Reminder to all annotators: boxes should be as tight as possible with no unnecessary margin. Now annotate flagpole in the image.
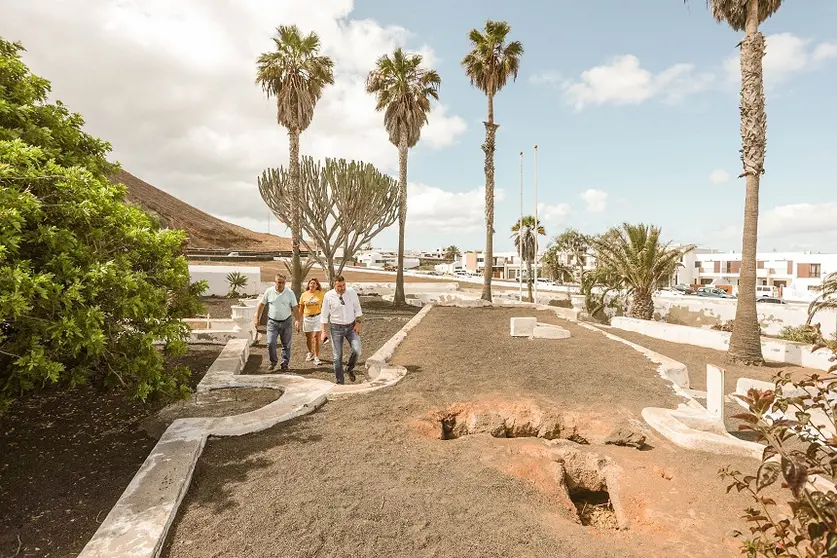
[533,144,539,304]
[519,151,524,302]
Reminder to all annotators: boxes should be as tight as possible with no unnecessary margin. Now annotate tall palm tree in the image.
[256,25,334,298]
[462,20,524,303]
[511,216,545,302]
[689,0,784,364]
[366,48,441,307]
[592,223,694,320]
[443,245,461,261]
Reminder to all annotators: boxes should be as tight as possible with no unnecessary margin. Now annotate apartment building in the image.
[677,249,837,300]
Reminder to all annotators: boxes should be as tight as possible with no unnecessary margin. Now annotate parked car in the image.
[696,287,736,299]
[756,296,786,305]
[756,285,778,298]
[671,284,696,295]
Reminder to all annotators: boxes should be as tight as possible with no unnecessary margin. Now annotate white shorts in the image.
[302,314,322,333]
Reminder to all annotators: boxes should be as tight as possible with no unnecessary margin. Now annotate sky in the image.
[2,0,836,253]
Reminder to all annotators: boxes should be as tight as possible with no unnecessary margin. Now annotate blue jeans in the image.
[330,323,361,384]
[267,317,293,368]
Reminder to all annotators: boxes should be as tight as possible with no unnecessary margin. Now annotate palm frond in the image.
[366,48,441,148]
[256,24,335,131]
[461,19,524,97]
[685,0,784,31]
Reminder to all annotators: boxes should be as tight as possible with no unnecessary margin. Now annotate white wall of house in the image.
[189,265,261,297]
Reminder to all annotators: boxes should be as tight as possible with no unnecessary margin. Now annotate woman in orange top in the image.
[298,278,325,366]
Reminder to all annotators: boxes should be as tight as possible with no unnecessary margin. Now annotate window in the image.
[811,263,822,278]
[694,261,702,269]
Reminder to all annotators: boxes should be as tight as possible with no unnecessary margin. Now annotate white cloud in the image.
[724,33,837,87]
[760,202,837,237]
[0,0,467,229]
[579,189,608,213]
[709,169,731,184]
[704,202,837,251]
[536,202,572,226]
[561,55,713,110]
[407,183,506,233]
[529,71,563,85]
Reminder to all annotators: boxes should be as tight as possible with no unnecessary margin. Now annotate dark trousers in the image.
[267,317,293,367]
[330,322,361,384]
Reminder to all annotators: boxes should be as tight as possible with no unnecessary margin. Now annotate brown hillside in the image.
[111,169,293,251]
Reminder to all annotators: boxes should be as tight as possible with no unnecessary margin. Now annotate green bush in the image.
[226,271,248,298]
[778,324,823,345]
[0,38,204,409]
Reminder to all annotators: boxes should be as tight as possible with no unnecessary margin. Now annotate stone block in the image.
[706,364,725,419]
[532,323,571,339]
[510,317,537,337]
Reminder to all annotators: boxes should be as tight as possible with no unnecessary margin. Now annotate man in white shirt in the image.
[253,274,299,372]
[321,275,362,384]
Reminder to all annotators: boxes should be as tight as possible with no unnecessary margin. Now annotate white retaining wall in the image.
[189,265,261,297]
[653,296,836,338]
[610,317,834,371]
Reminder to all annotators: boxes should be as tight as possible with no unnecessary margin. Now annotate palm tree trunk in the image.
[629,290,654,320]
[481,93,498,302]
[393,137,409,307]
[728,0,766,365]
[288,128,303,299]
[526,260,533,302]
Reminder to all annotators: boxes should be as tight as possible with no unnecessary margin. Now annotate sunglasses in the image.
[339,295,345,305]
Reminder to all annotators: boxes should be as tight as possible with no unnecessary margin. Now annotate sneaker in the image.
[280,363,289,372]
[305,352,313,362]
[267,362,277,372]
[347,368,356,383]
[313,357,321,366]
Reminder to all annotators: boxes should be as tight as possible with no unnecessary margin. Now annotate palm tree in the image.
[688,0,784,364]
[443,245,461,261]
[592,223,694,320]
[462,20,524,303]
[366,48,441,307]
[256,25,334,299]
[808,271,837,325]
[511,216,545,302]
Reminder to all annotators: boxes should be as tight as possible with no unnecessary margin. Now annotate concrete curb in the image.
[330,303,434,398]
[77,341,333,558]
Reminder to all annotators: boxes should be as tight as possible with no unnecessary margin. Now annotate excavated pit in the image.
[570,488,618,529]
[552,444,625,531]
[433,401,589,444]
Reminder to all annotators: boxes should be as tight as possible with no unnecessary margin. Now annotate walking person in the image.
[253,274,298,372]
[321,275,363,384]
[298,278,324,366]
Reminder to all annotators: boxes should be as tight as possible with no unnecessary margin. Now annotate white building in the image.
[356,250,419,270]
[674,248,837,301]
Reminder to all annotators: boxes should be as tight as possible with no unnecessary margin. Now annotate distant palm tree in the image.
[256,25,334,298]
[511,216,545,302]
[687,0,785,364]
[367,48,441,307]
[592,223,693,320]
[808,271,837,325]
[462,20,524,303]
[444,245,461,261]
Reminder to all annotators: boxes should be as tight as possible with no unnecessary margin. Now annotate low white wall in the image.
[189,265,260,297]
[610,317,834,371]
[653,296,837,338]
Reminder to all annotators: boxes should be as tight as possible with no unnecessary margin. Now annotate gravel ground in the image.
[605,328,824,440]
[242,298,419,383]
[0,345,224,558]
[163,307,755,558]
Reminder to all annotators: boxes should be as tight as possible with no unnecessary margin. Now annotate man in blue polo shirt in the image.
[253,274,299,372]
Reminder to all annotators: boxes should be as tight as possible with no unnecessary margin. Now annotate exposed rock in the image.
[603,426,647,449]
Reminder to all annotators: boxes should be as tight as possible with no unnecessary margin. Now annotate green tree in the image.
[591,223,693,320]
[256,25,335,299]
[462,20,524,302]
[511,216,545,302]
[366,48,441,307]
[443,245,461,261]
[0,38,204,408]
[687,0,785,365]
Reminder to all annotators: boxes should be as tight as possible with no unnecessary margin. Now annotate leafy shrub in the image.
[0,38,204,409]
[779,324,824,345]
[226,271,248,298]
[721,336,837,557]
